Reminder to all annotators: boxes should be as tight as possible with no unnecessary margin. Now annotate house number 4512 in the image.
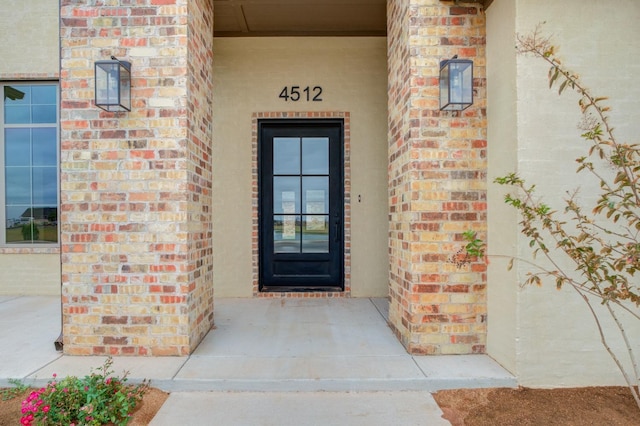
[279,86,323,102]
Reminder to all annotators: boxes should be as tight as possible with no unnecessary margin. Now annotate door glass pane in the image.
[303,215,329,253]
[273,177,300,214]
[302,177,328,214]
[302,137,328,174]
[274,215,300,253]
[273,137,300,175]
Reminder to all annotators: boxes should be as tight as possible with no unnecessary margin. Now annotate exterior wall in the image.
[485,0,518,375]
[387,0,487,354]
[0,255,60,295]
[211,37,389,298]
[185,0,215,356]
[0,0,59,77]
[0,0,60,296]
[487,0,640,386]
[59,0,213,356]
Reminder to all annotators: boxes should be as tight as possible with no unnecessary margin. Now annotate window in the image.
[1,83,58,245]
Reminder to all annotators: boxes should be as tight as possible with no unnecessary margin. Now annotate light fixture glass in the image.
[439,58,473,111]
[95,58,131,112]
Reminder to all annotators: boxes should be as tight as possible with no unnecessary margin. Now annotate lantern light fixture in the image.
[439,56,473,111]
[94,56,131,112]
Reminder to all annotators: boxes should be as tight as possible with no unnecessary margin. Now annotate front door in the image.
[259,119,344,291]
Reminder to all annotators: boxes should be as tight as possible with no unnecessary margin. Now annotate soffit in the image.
[213,0,387,37]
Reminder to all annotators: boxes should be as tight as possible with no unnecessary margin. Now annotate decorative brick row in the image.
[251,112,352,298]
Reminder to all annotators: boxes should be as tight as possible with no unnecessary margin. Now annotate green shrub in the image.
[21,222,39,241]
[20,357,149,426]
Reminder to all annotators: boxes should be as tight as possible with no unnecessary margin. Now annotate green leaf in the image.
[549,67,560,88]
[558,79,569,95]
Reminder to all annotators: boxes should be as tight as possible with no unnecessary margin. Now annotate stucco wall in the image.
[0,0,59,75]
[0,0,60,297]
[212,37,388,297]
[0,254,60,295]
[487,0,640,386]
[485,0,518,375]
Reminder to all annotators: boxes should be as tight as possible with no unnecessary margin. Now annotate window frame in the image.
[0,81,60,248]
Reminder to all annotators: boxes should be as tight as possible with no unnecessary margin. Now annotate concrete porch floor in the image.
[0,295,516,425]
[0,295,515,391]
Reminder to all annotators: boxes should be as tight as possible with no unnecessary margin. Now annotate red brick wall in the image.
[185,0,214,349]
[59,0,213,355]
[387,0,487,354]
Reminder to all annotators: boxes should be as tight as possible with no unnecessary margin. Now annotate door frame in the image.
[258,118,344,292]
[251,112,351,297]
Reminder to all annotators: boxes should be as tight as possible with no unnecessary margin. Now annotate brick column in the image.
[59,0,213,356]
[387,0,487,354]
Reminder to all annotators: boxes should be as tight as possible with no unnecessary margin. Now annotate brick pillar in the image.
[59,0,214,356]
[387,0,487,354]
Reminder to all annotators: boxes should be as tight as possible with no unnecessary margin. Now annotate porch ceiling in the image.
[213,0,387,37]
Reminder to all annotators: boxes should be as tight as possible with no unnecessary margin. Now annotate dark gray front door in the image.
[259,119,344,291]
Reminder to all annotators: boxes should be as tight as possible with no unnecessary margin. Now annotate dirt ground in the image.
[1,386,638,424]
[0,387,168,425]
[433,386,639,425]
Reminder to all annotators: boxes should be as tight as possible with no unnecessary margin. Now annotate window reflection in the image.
[302,137,329,174]
[273,177,300,214]
[2,84,58,244]
[6,206,58,243]
[302,215,329,253]
[3,86,26,102]
[274,215,301,253]
[32,128,57,166]
[5,129,31,166]
[5,168,31,204]
[273,137,300,175]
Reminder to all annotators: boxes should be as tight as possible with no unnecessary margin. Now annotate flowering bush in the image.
[20,357,149,426]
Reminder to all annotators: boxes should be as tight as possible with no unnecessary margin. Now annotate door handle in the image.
[334,220,340,242]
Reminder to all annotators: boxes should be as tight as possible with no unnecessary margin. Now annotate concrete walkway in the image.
[0,295,516,425]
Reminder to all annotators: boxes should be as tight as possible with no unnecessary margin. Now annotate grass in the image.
[5,225,58,243]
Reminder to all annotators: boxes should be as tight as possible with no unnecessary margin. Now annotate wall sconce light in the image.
[95,56,131,112]
[439,56,473,111]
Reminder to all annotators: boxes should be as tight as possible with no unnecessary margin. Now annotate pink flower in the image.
[52,373,57,378]
[43,405,50,413]
[106,378,112,384]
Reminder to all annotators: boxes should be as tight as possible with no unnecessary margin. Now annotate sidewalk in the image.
[0,295,516,425]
